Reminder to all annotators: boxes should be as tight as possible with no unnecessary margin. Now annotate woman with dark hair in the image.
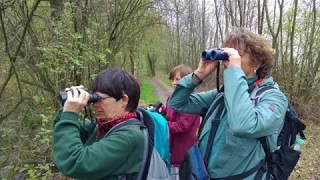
[53,68,145,179]
[164,64,201,179]
[168,31,288,179]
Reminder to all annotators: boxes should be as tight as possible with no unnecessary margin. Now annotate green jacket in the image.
[168,67,288,179]
[53,111,145,180]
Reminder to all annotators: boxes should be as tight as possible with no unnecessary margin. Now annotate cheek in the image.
[101,104,111,114]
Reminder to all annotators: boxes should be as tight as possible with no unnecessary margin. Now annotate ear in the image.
[120,94,129,107]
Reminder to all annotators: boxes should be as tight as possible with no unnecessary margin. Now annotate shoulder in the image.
[109,124,144,138]
[103,124,145,146]
[254,76,287,101]
[253,84,288,113]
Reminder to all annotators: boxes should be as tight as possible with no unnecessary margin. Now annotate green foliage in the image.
[0,110,54,179]
[36,1,111,89]
[140,80,158,104]
[1,0,320,179]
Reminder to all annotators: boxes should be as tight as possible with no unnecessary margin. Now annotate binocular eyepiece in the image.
[201,49,228,61]
[58,90,100,105]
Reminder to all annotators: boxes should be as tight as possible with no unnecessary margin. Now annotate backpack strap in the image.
[257,137,272,179]
[251,84,278,180]
[198,92,224,137]
[250,85,277,106]
[135,108,155,180]
[137,125,149,180]
[203,93,225,167]
[103,118,148,180]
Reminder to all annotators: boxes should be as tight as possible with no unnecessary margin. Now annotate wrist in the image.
[194,69,207,80]
[63,106,81,114]
[192,72,203,84]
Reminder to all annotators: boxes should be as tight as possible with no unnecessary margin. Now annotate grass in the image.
[140,80,159,106]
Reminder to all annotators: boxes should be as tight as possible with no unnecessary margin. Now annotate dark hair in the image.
[92,68,140,112]
[169,64,193,80]
[223,30,274,77]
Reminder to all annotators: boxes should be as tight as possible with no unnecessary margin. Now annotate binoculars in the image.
[201,49,228,61]
[58,90,100,105]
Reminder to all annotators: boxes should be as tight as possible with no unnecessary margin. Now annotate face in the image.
[171,71,181,89]
[237,48,258,78]
[93,92,128,120]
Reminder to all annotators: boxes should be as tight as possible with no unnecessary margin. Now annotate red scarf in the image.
[253,78,264,88]
[96,112,137,138]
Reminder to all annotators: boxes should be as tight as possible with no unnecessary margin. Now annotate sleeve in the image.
[168,112,200,134]
[168,73,218,114]
[53,112,143,179]
[53,109,95,143]
[224,67,288,138]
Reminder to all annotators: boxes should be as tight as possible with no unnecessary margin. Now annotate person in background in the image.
[168,31,288,179]
[53,68,145,179]
[164,64,201,179]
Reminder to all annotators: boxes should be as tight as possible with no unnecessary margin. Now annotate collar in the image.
[96,112,137,138]
[247,76,258,93]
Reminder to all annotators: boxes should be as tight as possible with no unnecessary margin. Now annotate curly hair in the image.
[223,30,274,77]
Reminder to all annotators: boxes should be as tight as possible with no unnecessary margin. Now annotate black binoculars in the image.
[58,90,100,105]
[201,49,228,61]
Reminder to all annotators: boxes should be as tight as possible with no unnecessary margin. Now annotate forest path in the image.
[149,78,173,104]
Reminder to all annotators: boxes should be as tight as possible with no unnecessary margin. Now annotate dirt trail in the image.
[149,78,173,104]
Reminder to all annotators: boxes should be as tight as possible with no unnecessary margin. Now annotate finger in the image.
[221,48,240,57]
[71,85,84,88]
[67,90,73,100]
[79,89,90,104]
[71,87,79,98]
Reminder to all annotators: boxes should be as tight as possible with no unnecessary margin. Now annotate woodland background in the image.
[0,0,319,179]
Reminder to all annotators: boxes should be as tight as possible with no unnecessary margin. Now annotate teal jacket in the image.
[52,111,145,180]
[168,67,288,179]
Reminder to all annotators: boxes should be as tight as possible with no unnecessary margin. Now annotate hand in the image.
[63,86,90,113]
[194,53,219,79]
[221,48,241,69]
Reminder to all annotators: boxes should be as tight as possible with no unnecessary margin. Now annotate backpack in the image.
[106,108,171,180]
[251,85,307,180]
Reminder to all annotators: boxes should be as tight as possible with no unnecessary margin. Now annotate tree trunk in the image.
[201,0,206,50]
[289,0,298,92]
[174,0,181,65]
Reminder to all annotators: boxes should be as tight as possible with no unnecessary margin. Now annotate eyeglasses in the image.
[96,95,113,102]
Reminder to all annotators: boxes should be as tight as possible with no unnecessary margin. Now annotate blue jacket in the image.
[168,67,288,179]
